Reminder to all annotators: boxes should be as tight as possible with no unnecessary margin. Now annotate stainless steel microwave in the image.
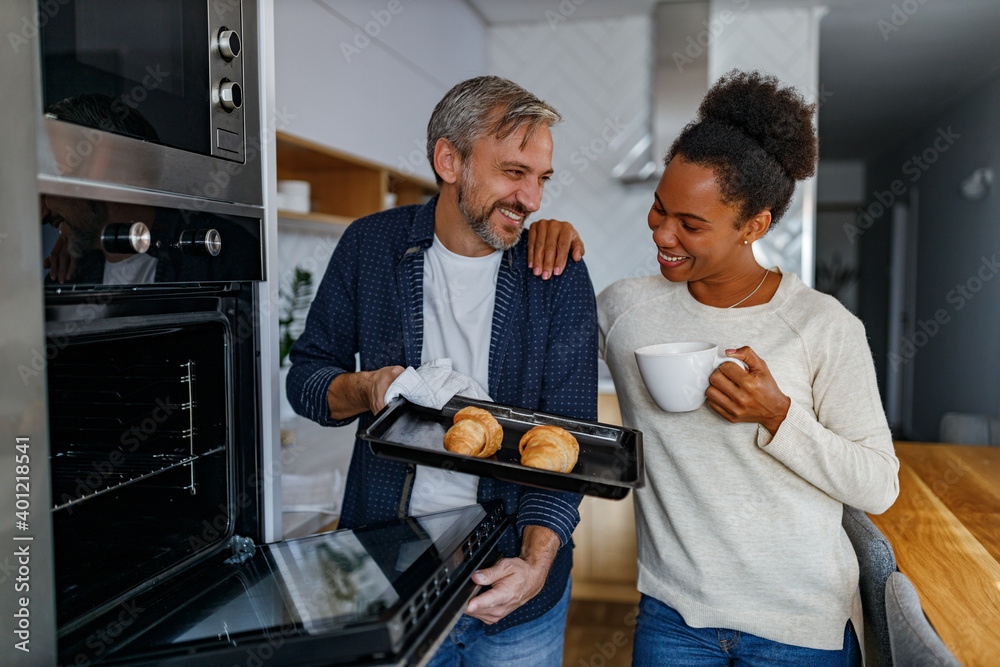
[37,0,262,206]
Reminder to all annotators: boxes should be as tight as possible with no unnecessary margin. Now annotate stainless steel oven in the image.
[1,2,511,665]
[33,187,510,665]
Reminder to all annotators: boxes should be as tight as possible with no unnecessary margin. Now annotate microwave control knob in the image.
[178,229,222,256]
[217,28,241,61]
[101,222,151,255]
[217,80,243,112]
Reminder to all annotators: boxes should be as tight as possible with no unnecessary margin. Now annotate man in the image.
[287,75,596,665]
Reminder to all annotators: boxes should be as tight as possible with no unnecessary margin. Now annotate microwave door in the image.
[62,503,507,666]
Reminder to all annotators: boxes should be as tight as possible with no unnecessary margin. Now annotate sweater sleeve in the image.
[285,224,362,428]
[516,258,599,546]
[757,315,900,514]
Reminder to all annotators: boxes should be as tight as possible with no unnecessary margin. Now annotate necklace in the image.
[728,269,770,308]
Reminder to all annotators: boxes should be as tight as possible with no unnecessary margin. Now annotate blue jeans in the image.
[632,595,862,667]
[424,579,571,667]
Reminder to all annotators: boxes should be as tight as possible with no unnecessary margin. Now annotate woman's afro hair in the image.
[667,70,818,228]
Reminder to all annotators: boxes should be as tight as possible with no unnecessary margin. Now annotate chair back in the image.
[939,411,1000,446]
[885,571,961,666]
[842,505,896,667]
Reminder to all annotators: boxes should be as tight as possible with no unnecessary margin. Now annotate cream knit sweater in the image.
[598,271,899,650]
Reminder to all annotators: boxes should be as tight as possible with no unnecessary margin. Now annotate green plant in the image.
[815,252,859,301]
[279,266,313,366]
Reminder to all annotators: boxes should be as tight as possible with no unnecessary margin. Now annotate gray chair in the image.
[842,505,897,667]
[939,411,1000,446]
[885,571,961,666]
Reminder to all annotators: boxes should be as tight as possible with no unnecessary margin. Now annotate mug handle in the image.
[713,355,748,372]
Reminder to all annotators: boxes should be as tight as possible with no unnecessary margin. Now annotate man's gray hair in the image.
[426,76,561,184]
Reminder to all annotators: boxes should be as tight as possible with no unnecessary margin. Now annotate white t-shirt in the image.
[103,253,158,285]
[409,236,502,516]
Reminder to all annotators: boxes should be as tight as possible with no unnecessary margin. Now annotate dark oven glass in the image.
[41,1,209,153]
[48,315,234,630]
[59,503,508,666]
[39,193,262,289]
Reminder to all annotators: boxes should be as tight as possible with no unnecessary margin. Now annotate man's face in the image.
[455,124,554,251]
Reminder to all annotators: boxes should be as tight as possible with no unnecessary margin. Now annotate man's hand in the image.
[526,219,585,280]
[44,226,77,284]
[465,525,560,624]
[327,365,405,420]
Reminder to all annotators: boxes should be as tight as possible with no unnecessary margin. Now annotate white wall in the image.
[489,15,658,294]
[274,0,487,180]
[708,0,826,285]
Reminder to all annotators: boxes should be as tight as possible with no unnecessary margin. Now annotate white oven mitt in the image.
[382,358,491,410]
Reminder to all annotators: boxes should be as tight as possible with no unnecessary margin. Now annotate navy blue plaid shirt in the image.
[287,195,598,634]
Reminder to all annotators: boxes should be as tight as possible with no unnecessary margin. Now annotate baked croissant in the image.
[519,425,579,473]
[443,406,503,457]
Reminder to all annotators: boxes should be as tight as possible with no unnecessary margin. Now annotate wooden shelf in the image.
[277,209,353,226]
[276,131,437,225]
[276,213,351,239]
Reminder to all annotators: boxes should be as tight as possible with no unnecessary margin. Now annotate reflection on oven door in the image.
[58,503,508,666]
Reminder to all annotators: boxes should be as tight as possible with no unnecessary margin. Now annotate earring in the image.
[743,240,749,245]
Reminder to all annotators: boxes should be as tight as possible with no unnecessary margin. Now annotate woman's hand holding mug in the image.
[706,346,790,436]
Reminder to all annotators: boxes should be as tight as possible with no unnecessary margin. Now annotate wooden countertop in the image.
[869,442,1000,666]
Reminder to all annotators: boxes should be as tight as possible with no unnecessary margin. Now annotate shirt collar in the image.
[407,194,438,247]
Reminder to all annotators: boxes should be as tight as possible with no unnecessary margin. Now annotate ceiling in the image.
[818,0,1000,160]
[464,0,1000,161]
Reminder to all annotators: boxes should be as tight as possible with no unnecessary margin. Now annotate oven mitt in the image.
[382,358,491,410]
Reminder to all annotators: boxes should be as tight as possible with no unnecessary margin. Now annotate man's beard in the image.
[456,165,529,251]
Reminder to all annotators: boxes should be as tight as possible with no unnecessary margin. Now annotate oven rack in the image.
[48,382,195,403]
[51,446,225,511]
[49,395,196,413]
[48,360,196,379]
[48,363,196,400]
[49,421,198,441]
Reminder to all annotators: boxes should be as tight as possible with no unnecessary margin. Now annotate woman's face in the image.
[648,156,752,285]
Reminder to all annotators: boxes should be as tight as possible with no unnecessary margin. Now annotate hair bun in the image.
[697,70,817,181]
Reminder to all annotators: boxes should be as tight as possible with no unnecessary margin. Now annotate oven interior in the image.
[48,314,235,632]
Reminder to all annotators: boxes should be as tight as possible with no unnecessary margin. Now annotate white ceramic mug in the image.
[634,342,748,412]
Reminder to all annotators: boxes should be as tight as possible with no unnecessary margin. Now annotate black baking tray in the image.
[358,396,644,500]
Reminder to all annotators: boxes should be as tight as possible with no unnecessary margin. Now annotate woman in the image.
[598,71,899,665]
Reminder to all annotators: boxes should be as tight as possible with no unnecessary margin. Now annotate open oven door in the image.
[57,502,508,667]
